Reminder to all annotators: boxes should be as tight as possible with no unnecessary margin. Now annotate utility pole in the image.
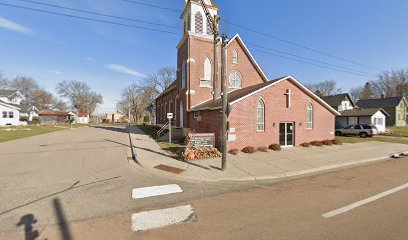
[199,0,219,102]
[221,36,228,171]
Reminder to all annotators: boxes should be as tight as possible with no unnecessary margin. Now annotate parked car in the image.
[335,124,379,138]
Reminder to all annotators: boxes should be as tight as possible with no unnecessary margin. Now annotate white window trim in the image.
[306,102,313,130]
[232,49,238,64]
[256,99,265,132]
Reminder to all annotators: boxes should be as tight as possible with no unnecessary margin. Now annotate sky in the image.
[0,0,407,113]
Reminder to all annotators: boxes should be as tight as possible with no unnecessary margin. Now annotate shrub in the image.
[242,146,257,154]
[300,142,311,147]
[331,139,343,145]
[310,141,323,147]
[20,116,29,122]
[228,149,240,155]
[257,146,268,152]
[268,144,281,151]
[322,139,333,146]
[32,116,40,122]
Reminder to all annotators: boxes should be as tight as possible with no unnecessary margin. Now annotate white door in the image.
[179,101,184,128]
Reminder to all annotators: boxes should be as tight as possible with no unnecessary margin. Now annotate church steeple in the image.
[181,0,219,37]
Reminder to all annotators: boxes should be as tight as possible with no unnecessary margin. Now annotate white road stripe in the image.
[132,184,183,199]
[322,182,408,218]
[131,205,195,232]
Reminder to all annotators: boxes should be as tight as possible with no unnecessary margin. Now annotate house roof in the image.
[340,108,390,117]
[39,110,69,116]
[356,97,404,109]
[322,93,355,108]
[0,99,20,110]
[189,76,340,115]
[0,90,17,97]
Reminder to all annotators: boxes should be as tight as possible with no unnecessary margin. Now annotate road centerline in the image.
[322,182,408,218]
[132,184,183,199]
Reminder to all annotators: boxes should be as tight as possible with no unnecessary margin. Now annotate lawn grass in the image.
[0,125,63,143]
[336,136,408,145]
[136,124,183,157]
[387,126,408,137]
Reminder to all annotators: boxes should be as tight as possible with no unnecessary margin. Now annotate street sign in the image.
[167,113,173,119]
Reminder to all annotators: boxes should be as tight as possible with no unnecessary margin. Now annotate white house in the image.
[20,106,39,121]
[0,90,25,126]
[74,112,90,124]
[0,101,20,126]
[336,108,389,132]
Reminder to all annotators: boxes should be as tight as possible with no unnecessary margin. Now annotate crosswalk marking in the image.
[132,184,183,199]
[131,204,195,232]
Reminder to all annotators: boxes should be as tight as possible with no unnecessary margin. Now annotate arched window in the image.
[257,99,265,131]
[182,61,187,89]
[195,12,203,34]
[232,49,238,64]
[307,102,313,129]
[229,71,242,88]
[203,58,211,81]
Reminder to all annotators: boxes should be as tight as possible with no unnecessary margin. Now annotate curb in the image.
[128,149,408,183]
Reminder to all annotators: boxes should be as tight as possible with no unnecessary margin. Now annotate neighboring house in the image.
[75,112,90,124]
[336,108,389,133]
[0,100,20,126]
[356,97,407,127]
[154,0,339,150]
[0,90,26,126]
[39,110,69,124]
[321,93,355,112]
[20,106,39,122]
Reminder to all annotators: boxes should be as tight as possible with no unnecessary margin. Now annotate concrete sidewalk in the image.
[129,127,408,182]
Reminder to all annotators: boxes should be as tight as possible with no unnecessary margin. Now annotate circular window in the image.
[229,72,242,88]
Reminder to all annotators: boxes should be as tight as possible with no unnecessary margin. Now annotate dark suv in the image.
[335,124,378,138]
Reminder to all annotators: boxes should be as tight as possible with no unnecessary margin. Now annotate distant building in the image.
[102,113,128,123]
[357,97,407,127]
[39,110,69,124]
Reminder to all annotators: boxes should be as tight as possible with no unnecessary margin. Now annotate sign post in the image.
[167,113,173,143]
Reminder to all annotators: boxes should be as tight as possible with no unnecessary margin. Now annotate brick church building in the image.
[155,0,339,150]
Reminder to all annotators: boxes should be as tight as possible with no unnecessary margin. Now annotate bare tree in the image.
[9,76,40,95]
[56,80,103,114]
[349,86,363,102]
[117,83,155,123]
[146,67,176,93]
[371,69,408,98]
[304,80,341,97]
[0,73,9,89]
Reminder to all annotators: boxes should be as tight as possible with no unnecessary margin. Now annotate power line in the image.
[118,0,379,71]
[246,42,377,77]
[223,19,379,71]
[120,0,179,13]
[0,2,180,35]
[13,0,180,29]
[251,48,372,77]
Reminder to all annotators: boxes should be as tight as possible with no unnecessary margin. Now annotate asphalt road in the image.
[1,125,408,240]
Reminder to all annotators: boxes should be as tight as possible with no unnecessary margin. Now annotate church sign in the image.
[190,133,215,148]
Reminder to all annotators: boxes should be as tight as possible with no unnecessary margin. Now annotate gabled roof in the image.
[339,108,390,117]
[322,93,355,108]
[227,34,269,82]
[356,97,405,109]
[0,99,20,110]
[189,76,340,115]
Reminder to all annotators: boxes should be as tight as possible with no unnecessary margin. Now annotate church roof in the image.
[189,76,340,116]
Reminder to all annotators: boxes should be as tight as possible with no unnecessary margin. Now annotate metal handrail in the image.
[157,121,169,139]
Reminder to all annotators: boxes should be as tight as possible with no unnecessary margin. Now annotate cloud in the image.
[105,64,146,78]
[0,17,33,34]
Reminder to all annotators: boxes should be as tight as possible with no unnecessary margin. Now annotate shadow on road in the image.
[53,198,73,240]
[93,125,128,133]
[16,214,39,240]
